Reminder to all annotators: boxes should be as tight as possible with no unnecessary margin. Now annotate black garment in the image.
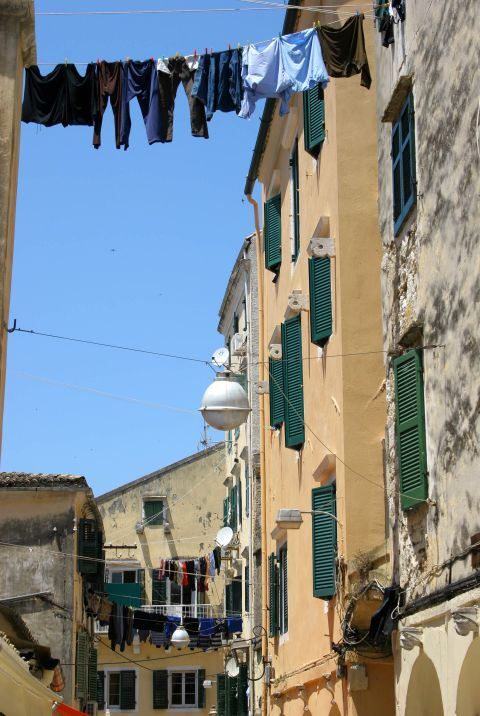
[93,61,123,149]
[392,0,406,22]
[198,556,208,592]
[318,14,371,89]
[22,64,98,127]
[108,601,124,652]
[368,587,399,645]
[186,560,196,591]
[184,617,200,650]
[132,610,166,632]
[213,546,221,574]
[380,14,395,47]
[157,57,209,141]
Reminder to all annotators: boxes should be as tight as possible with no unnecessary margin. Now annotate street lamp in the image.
[275,509,342,530]
[171,623,190,649]
[199,372,251,430]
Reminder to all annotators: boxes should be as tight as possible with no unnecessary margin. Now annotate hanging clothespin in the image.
[126,56,131,63]
[175,51,179,58]
[64,57,68,66]
[194,49,197,57]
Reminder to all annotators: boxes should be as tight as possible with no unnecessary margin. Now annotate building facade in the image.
[0,472,105,709]
[0,0,36,452]
[374,2,480,714]
[217,234,263,714]
[95,445,228,716]
[244,1,394,714]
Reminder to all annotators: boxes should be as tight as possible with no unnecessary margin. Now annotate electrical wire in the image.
[34,4,376,17]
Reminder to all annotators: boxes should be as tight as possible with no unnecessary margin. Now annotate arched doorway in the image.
[405,652,444,716]
[456,636,480,716]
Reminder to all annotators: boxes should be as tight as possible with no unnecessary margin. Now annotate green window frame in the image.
[78,518,100,575]
[394,349,428,510]
[309,256,332,346]
[393,92,416,235]
[153,670,169,709]
[279,544,288,635]
[226,578,242,615]
[87,646,98,702]
[223,497,229,527]
[290,139,300,261]
[269,357,284,428]
[97,671,105,710]
[143,499,164,526]
[238,664,248,716]
[312,485,337,599]
[217,674,226,716]
[152,570,167,605]
[76,630,88,701]
[268,552,278,637]
[238,478,242,526]
[281,315,305,449]
[244,564,250,613]
[303,84,325,157]
[264,194,282,272]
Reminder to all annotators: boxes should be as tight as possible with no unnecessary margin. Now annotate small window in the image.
[108,673,121,707]
[170,671,198,708]
[104,671,136,710]
[392,92,416,234]
[143,499,164,526]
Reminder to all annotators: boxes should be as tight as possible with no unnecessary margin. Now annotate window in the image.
[245,465,250,518]
[143,499,164,526]
[269,356,284,428]
[97,670,137,711]
[152,670,205,710]
[105,564,144,607]
[245,563,250,613]
[394,349,427,510]
[151,571,203,612]
[268,553,278,637]
[281,315,305,449]
[312,485,337,599]
[78,518,101,575]
[279,545,288,634]
[226,578,242,615]
[264,194,282,272]
[290,139,300,261]
[392,92,416,234]
[303,84,325,158]
[309,257,332,346]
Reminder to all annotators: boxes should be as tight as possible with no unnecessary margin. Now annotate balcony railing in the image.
[95,602,224,634]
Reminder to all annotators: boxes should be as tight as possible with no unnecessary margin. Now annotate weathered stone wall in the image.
[377,1,480,600]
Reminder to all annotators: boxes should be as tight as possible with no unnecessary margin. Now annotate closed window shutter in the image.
[197,669,206,708]
[217,674,226,716]
[144,500,163,526]
[238,478,242,525]
[394,349,427,510]
[232,579,242,614]
[227,675,238,716]
[291,139,300,261]
[303,84,325,156]
[97,671,105,710]
[76,631,88,701]
[309,257,332,345]
[230,486,238,531]
[269,357,285,427]
[245,465,250,517]
[244,564,250,613]
[78,519,98,574]
[238,664,248,716]
[282,316,305,449]
[87,646,98,701]
[280,546,288,633]
[268,553,278,637]
[225,583,232,615]
[153,670,169,709]
[264,194,282,272]
[223,497,229,527]
[120,671,136,710]
[152,570,167,605]
[312,486,337,599]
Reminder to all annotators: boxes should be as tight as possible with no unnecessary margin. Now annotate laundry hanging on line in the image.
[21,13,371,147]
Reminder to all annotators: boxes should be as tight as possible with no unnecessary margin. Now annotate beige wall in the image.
[0,0,36,452]
[256,2,393,713]
[96,446,226,715]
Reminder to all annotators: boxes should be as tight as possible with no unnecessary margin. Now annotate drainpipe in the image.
[246,193,268,716]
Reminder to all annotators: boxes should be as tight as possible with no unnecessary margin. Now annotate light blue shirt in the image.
[240,28,329,119]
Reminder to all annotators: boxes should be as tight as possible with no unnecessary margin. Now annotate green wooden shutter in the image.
[269,357,284,427]
[280,546,288,634]
[264,194,282,272]
[120,670,136,710]
[282,316,305,449]
[303,84,325,156]
[87,646,98,701]
[238,664,248,716]
[152,570,167,605]
[144,500,164,525]
[223,497,229,527]
[217,674,226,716]
[312,486,337,599]
[76,631,89,701]
[290,139,300,261]
[230,486,238,531]
[197,669,206,708]
[78,519,98,574]
[245,465,250,518]
[309,257,332,345]
[97,671,105,710]
[268,553,278,637]
[153,670,169,709]
[232,578,242,614]
[394,349,428,510]
[238,478,242,526]
[244,564,250,613]
[225,583,232,615]
[227,675,238,716]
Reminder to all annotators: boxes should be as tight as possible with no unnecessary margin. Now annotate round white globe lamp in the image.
[199,372,250,431]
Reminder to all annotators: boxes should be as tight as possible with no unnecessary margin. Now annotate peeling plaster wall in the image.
[376,2,480,600]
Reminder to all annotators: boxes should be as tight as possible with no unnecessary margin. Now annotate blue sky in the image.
[1,0,283,495]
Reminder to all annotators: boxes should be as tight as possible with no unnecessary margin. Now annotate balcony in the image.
[95,602,225,634]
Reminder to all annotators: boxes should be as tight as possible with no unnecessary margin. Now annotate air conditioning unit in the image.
[307,237,335,258]
[135,522,144,535]
[231,333,247,356]
[269,344,282,361]
[287,290,308,313]
[256,381,269,395]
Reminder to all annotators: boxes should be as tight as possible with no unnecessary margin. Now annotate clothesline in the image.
[35,3,383,16]
[34,8,375,65]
